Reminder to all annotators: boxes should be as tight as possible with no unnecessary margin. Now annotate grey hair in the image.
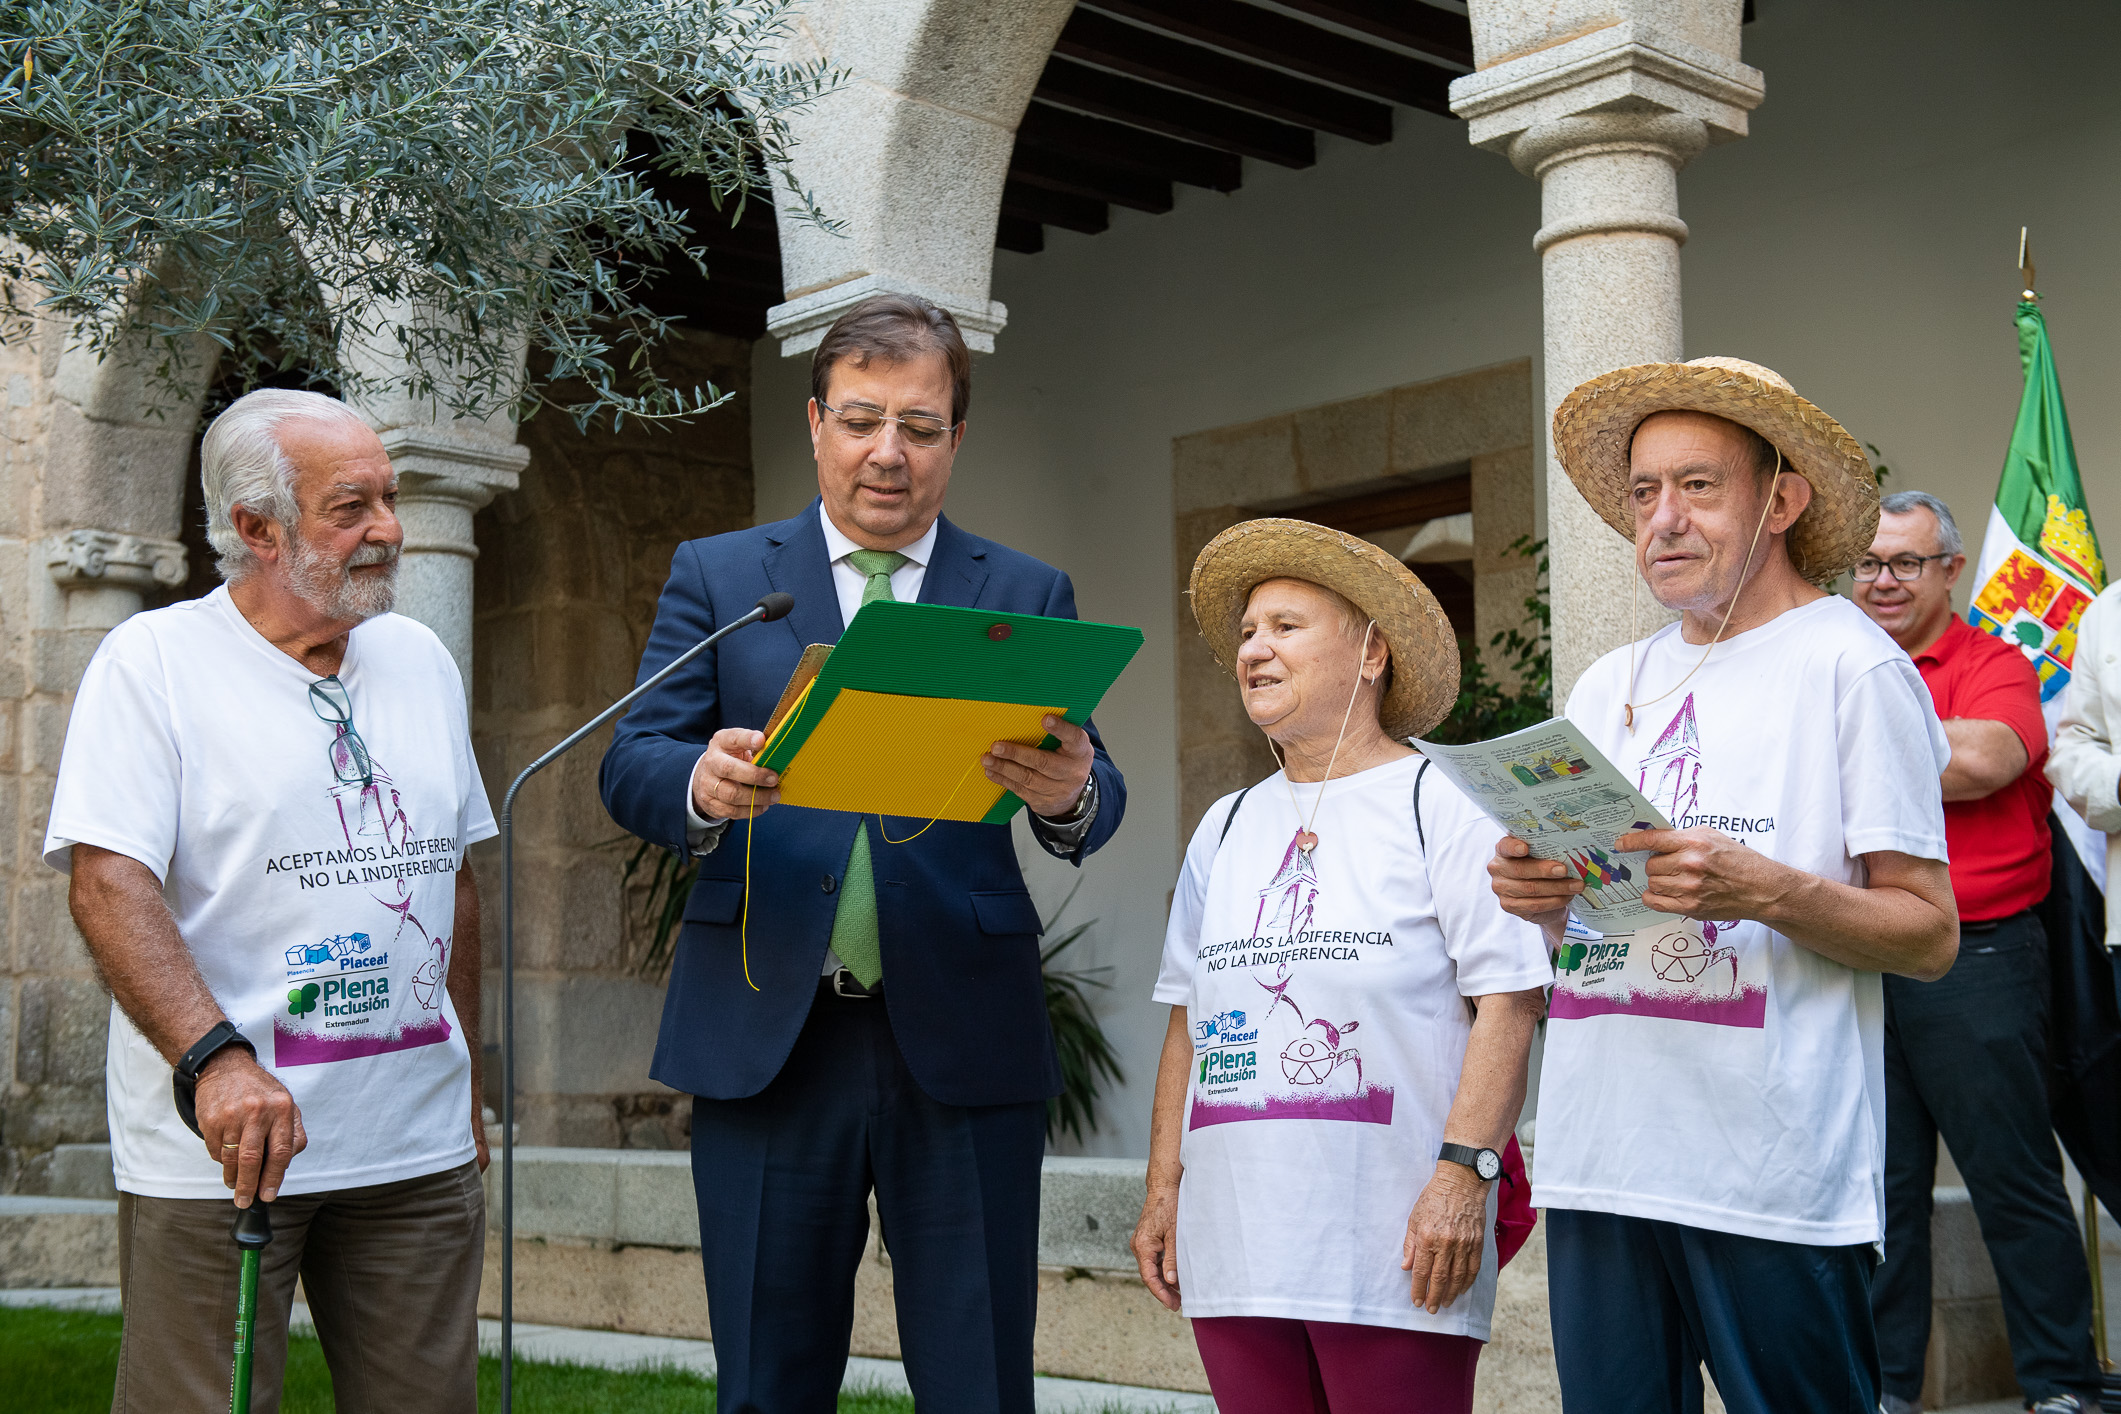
[198,389,372,581]
[1879,490,1965,557]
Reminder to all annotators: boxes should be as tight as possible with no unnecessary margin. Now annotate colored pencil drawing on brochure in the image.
[1413,718,1677,933]
[1414,717,1767,1030]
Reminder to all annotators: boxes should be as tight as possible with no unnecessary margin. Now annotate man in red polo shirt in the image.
[1854,490,2103,1414]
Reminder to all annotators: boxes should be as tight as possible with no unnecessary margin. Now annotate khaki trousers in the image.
[112,1160,485,1414]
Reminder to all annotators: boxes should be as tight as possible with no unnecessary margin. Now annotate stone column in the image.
[375,428,527,690]
[1451,6,1764,698]
[764,0,1078,355]
[44,530,187,629]
[338,342,528,694]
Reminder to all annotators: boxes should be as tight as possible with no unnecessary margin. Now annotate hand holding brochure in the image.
[1413,717,1680,932]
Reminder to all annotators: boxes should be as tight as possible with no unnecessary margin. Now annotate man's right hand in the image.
[1487,835,1581,947]
[690,728,782,821]
[196,1048,305,1207]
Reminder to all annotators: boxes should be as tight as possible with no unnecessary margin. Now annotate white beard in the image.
[284,531,399,622]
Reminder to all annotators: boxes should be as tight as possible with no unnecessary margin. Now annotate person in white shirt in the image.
[47,389,495,1413]
[1487,359,1959,1414]
[2052,580,2121,950]
[1132,519,1550,1414]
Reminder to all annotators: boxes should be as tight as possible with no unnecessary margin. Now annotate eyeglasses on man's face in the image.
[308,675,373,788]
[1853,552,1952,583]
[817,398,957,449]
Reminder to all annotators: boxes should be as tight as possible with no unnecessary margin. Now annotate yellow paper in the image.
[774,688,1060,822]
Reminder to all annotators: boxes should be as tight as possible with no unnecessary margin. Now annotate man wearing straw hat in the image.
[1488,358,1962,1413]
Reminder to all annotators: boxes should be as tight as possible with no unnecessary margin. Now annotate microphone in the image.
[493,591,791,1412]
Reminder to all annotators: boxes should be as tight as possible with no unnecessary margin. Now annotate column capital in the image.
[45,528,188,595]
[768,273,1009,358]
[379,424,528,502]
[1450,21,1764,160]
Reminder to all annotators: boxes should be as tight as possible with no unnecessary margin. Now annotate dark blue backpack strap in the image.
[1414,758,1431,853]
[1217,783,1257,849]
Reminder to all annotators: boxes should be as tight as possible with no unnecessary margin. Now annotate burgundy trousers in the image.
[1192,1316,1482,1414]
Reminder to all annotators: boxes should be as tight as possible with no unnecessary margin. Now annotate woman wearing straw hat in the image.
[1488,358,1961,1414]
[1129,519,1551,1414]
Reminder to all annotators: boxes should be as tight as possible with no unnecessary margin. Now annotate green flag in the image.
[1967,300,2105,705]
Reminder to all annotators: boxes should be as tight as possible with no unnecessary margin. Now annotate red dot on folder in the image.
[987,624,1012,641]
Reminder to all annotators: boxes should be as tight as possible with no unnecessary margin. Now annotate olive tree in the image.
[0,0,837,423]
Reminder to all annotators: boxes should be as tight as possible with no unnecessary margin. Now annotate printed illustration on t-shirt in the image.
[1548,694,1767,1028]
[1190,956,1395,1131]
[1254,830,1320,937]
[270,732,460,1067]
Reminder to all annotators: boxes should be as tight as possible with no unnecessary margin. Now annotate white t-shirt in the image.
[44,587,498,1198]
[1155,753,1552,1337]
[1535,594,1949,1246]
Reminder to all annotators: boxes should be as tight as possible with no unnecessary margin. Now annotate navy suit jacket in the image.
[598,501,1127,1107]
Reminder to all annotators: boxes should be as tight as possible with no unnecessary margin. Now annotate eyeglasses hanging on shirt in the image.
[308,675,374,789]
[816,398,959,449]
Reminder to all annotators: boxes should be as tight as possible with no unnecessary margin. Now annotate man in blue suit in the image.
[599,294,1126,1414]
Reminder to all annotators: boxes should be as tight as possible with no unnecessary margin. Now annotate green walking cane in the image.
[228,1201,274,1413]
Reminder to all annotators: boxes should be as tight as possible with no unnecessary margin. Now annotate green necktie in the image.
[830,550,908,988]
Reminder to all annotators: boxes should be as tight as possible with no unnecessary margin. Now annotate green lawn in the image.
[0,1305,923,1413]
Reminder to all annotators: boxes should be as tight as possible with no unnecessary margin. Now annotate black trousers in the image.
[1873,910,2101,1404]
[688,983,1048,1414]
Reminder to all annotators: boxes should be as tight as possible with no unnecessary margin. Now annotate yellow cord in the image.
[737,750,1029,989]
[739,785,760,991]
[878,755,987,844]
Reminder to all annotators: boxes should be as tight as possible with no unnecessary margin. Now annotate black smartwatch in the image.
[171,1021,256,1140]
[1438,1142,1503,1182]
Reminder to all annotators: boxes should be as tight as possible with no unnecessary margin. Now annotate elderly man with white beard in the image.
[44,388,496,1414]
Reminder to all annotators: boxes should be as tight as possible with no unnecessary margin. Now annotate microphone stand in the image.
[494,592,791,1412]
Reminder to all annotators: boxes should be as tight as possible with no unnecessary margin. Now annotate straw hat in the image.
[1551,357,1879,583]
[1188,518,1459,741]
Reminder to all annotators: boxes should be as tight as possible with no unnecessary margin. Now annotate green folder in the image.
[755,600,1143,825]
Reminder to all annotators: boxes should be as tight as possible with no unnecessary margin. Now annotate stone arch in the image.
[766,0,1078,353]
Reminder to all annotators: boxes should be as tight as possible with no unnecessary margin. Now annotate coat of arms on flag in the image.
[1967,300,2105,703]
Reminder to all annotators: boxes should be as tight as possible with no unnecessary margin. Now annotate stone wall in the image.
[469,328,757,1149]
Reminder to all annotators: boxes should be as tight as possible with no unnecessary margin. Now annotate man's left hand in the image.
[984,715,1094,818]
[473,1098,490,1174]
[1616,827,1791,920]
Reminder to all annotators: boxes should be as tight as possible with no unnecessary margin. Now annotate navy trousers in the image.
[688,983,1048,1414]
[1873,912,2101,1406]
[1548,1208,1880,1414]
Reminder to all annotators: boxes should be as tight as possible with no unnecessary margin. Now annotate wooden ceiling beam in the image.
[1036,56,1315,167]
[1007,143,1174,214]
[995,216,1046,255]
[1088,0,1456,114]
[1270,0,1475,69]
[1053,8,1392,143]
[1000,178,1110,235]
[1016,100,1243,192]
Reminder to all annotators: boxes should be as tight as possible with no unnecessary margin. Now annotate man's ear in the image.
[1767,470,1813,534]
[229,504,285,565]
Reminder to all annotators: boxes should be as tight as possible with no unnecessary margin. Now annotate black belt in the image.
[1960,908,2035,936]
[822,968,882,1000]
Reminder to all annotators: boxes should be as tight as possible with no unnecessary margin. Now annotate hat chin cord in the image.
[1266,620,1378,855]
[1623,447,1783,733]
